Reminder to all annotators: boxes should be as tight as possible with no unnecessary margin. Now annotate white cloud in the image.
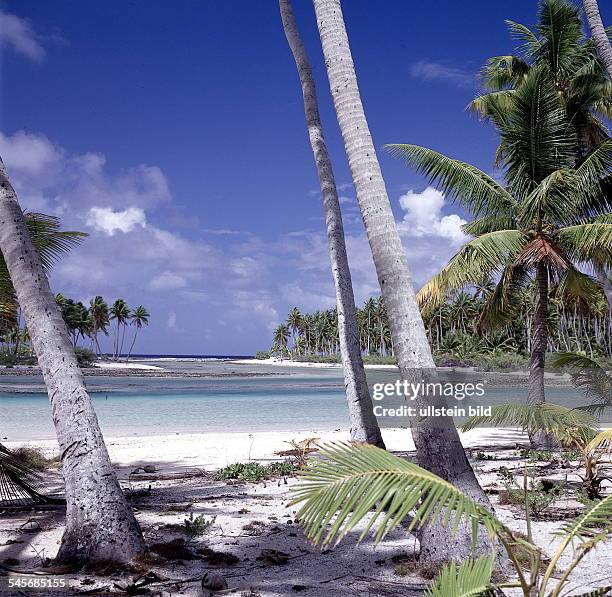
[398,186,468,244]
[409,60,473,88]
[86,206,147,236]
[149,271,187,291]
[0,11,45,62]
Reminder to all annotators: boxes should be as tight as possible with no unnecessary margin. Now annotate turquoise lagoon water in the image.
[0,359,595,441]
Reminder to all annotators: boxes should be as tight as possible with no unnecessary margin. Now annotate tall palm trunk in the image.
[311,0,495,563]
[583,0,612,79]
[127,326,139,362]
[0,158,145,563]
[280,0,384,447]
[528,263,548,407]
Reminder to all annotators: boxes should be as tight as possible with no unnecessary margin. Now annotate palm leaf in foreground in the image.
[290,442,504,548]
[460,403,597,438]
[424,555,496,597]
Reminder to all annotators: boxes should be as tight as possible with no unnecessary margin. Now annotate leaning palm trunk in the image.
[311,0,495,563]
[583,0,612,79]
[279,0,384,447]
[0,158,145,563]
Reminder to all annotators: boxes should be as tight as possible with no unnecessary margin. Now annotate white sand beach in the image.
[92,361,165,371]
[3,427,612,596]
[5,427,523,473]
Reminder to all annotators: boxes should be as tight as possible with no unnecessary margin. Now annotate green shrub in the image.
[216,461,296,482]
[0,353,17,368]
[255,351,271,360]
[13,446,60,470]
[183,513,216,538]
[74,346,96,367]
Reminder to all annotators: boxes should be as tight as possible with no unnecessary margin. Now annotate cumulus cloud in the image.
[409,60,473,88]
[86,206,147,236]
[398,186,468,244]
[0,11,45,62]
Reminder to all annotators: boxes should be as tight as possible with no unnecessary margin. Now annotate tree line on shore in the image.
[270,283,611,365]
[0,0,610,584]
[0,296,149,363]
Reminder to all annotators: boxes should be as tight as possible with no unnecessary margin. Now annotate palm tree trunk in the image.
[583,0,612,79]
[280,0,384,448]
[0,158,145,563]
[311,0,495,563]
[127,326,139,362]
[528,263,548,407]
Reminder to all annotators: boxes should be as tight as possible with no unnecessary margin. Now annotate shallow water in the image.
[0,359,600,441]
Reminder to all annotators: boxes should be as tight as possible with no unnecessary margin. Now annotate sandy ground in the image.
[2,428,612,596]
[3,428,522,473]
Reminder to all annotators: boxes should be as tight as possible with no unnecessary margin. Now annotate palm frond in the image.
[290,442,505,547]
[462,215,516,236]
[505,19,541,59]
[555,494,612,545]
[586,429,612,455]
[468,91,515,128]
[554,268,603,307]
[501,66,576,199]
[424,555,496,597]
[477,262,529,331]
[417,230,527,310]
[461,403,596,439]
[550,352,612,416]
[479,55,530,91]
[0,212,86,306]
[557,223,612,266]
[385,144,517,217]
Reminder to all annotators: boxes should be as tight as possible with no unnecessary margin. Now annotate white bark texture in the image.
[311,0,497,562]
[583,0,612,79]
[279,0,384,447]
[0,158,145,563]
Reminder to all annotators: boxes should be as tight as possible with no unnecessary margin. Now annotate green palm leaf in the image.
[384,144,517,217]
[424,555,496,597]
[556,494,612,545]
[290,443,505,548]
[461,403,596,437]
[586,429,612,455]
[557,223,612,265]
[417,230,527,310]
[0,212,86,308]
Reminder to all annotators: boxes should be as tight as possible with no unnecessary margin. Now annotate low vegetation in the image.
[216,461,296,483]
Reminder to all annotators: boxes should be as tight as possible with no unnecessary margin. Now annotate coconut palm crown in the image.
[388,19,612,405]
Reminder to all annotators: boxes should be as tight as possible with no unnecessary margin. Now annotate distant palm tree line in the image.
[1,296,150,361]
[54,295,149,360]
[273,286,611,362]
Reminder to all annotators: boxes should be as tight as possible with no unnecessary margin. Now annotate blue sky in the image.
[1,1,609,354]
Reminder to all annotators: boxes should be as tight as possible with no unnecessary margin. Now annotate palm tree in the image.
[583,0,612,79]
[279,0,383,447]
[286,307,302,352]
[471,0,612,309]
[391,69,612,408]
[273,323,290,356]
[311,0,495,563]
[126,306,149,361]
[110,299,130,359]
[0,158,145,562]
[89,296,109,357]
